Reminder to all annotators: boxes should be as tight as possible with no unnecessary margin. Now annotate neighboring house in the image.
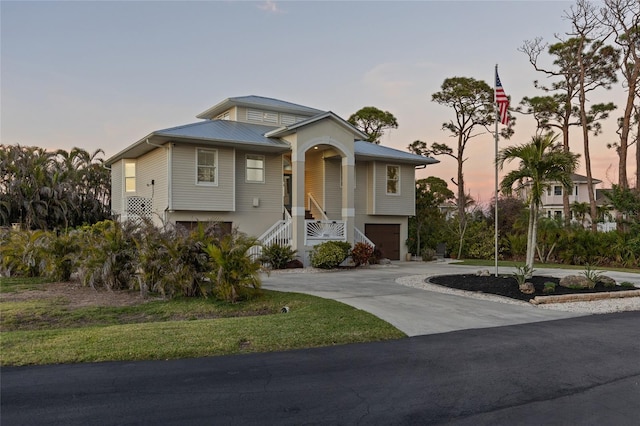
[518,173,616,231]
[105,95,438,264]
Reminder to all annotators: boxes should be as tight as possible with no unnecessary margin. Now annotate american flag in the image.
[495,72,509,125]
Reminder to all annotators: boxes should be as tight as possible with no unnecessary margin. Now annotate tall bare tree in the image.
[600,0,640,190]
[566,0,620,231]
[426,77,513,259]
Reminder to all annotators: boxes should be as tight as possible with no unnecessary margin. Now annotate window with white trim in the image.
[386,165,400,195]
[554,185,562,196]
[246,154,265,183]
[196,149,217,185]
[124,161,136,193]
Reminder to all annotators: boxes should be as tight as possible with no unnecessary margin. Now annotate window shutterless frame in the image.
[196,148,217,185]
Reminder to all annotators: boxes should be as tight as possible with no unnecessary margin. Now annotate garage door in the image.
[365,224,400,260]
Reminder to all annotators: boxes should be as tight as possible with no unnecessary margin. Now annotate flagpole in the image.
[494,64,500,277]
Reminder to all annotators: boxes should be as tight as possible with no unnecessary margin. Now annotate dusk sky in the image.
[1,1,630,205]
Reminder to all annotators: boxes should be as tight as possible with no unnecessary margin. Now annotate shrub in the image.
[0,229,48,277]
[40,231,80,281]
[581,264,604,286]
[620,282,636,288]
[310,241,349,269]
[351,242,374,267]
[260,243,297,270]
[133,222,214,298]
[204,230,262,303]
[512,264,535,286]
[75,220,138,291]
[421,247,436,261]
[369,247,384,265]
[543,282,556,294]
[327,241,352,260]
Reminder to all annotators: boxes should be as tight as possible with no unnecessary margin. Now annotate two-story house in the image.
[519,173,616,231]
[105,95,438,264]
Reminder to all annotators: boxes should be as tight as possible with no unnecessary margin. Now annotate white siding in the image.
[235,151,282,214]
[136,147,168,222]
[171,144,234,211]
[111,161,123,216]
[370,162,415,215]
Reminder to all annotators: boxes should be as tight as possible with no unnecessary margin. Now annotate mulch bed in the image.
[428,274,635,302]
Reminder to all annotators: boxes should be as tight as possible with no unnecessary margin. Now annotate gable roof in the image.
[354,141,439,166]
[196,95,325,120]
[570,173,602,184]
[264,111,368,140]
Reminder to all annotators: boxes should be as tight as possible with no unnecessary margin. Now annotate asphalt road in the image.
[2,311,639,425]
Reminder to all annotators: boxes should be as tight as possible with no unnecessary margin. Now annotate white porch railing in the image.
[307,193,329,220]
[354,227,375,248]
[249,212,292,260]
[305,220,346,245]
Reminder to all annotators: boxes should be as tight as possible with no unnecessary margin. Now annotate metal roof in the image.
[105,120,290,165]
[156,120,286,147]
[196,95,325,119]
[570,173,602,184]
[354,141,439,166]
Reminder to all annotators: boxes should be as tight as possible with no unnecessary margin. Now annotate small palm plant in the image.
[582,264,604,286]
[204,230,263,303]
[512,264,535,286]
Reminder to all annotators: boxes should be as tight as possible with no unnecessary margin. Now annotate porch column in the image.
[341,156,355,245]
[291,156,306,260]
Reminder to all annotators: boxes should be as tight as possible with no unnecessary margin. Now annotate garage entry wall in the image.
[365,223,401,260]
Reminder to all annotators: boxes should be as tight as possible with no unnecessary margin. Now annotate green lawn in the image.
[0,278,405,366]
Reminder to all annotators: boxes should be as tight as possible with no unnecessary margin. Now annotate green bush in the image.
[310,241,350,269]
[421,247,436,261]
[543,282,556,294]
[351,242,374,266]
[512,264,534,286]
[204,230,262,303]
[0,229,47,277]
[75,220,139,291]
[260,243,297,270]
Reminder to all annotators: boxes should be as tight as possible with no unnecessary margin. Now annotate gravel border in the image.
[396,274,640,314]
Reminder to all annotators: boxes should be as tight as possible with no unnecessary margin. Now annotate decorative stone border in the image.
[530,290,640,305]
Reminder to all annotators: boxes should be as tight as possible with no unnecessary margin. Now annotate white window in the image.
[554,210,562,219]
[386,165,400,195]
[554,185,562,196]
[196,149,217,185]
[246,154,264,183]
[124,161,136,193]
[574,185,578,196]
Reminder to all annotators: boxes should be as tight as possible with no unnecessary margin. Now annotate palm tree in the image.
[498,133,579,271]
[571,201,590,227]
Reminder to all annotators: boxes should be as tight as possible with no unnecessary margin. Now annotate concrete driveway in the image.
[262,261,640,337]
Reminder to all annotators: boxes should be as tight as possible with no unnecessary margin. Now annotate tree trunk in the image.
[578,59,598,232]
[526,201,537,271]
[637,116,640,189]
[457,151,465,259]
[562,124,571,227]
[618,85,633,190]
